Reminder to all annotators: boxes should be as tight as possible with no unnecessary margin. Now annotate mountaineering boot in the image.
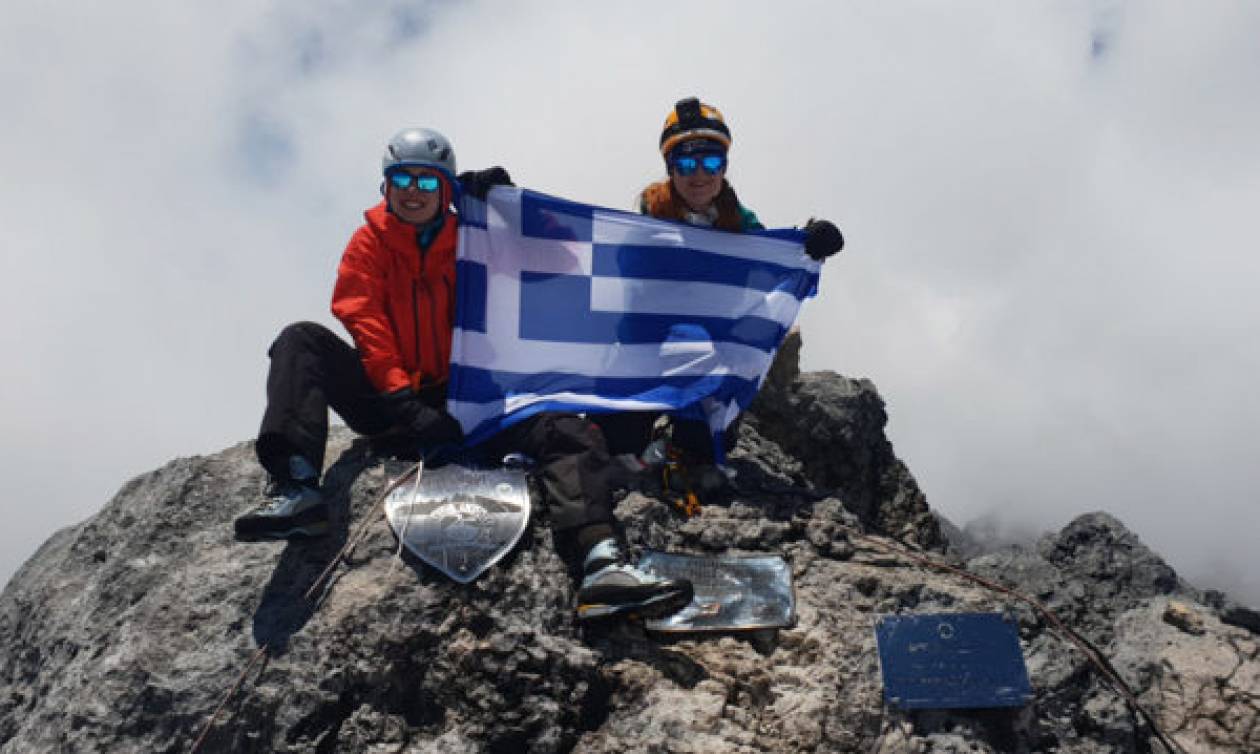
[576,539,694,621]
[234,456,330,542]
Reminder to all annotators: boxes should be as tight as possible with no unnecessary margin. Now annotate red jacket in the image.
[331,201,458,394]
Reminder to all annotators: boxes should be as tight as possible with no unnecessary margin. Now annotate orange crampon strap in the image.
[661,460,702,518]
[674,490,701,518]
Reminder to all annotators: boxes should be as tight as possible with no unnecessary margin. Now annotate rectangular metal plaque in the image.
[638,551,795,632]
[874,612,1033,709]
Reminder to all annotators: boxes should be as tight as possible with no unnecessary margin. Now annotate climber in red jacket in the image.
[235,127,692,621]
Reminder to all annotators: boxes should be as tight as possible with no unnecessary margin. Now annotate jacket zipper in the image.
[428,273,441,373]
[412,280,422,385]
[414,239,430,385]
[412,227,448,387]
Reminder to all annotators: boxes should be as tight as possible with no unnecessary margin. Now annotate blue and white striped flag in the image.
[448,187,821,458]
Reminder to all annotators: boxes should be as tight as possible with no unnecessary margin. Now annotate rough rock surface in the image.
[750,333,942,551]
[1,359,1256,753]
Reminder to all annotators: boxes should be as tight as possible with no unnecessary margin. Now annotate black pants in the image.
[591,411,739,461]
[256,322,431,476]
[477,413,615,537]
[256,321,614,543]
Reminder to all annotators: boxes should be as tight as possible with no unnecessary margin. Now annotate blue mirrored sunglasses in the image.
[387,172,442,192]
[671,153,727,177]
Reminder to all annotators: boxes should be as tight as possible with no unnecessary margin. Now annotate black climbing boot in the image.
[576,539,693,621]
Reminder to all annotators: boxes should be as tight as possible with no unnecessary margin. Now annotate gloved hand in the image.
[383,389,465,446]
[458,167,513,200]
[803,218,844,261]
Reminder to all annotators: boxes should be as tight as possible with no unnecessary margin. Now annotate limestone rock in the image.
[750,333,942,550]
[0,371,1255,753]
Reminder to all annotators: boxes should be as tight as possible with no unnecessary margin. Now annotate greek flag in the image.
[448,187,821,458]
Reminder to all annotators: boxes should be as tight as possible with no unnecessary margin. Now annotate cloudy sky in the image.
[2,1,1257,604]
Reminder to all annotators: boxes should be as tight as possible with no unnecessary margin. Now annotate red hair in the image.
[640,179,746,232]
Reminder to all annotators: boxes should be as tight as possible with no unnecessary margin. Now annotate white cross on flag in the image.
[448,187,821,461]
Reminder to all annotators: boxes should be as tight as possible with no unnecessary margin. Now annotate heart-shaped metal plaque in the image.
[384,463,531,583]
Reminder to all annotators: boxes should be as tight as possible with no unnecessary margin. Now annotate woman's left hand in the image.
[804,218,844,260]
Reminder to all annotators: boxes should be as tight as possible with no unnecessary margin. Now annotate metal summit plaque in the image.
[638,551,796,632]
[874,612,1033,709]
[384,463,531,584]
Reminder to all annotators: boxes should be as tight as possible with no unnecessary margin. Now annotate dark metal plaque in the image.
[384,464,530,584]
[638,551,795,632]
[874,613,1033,709]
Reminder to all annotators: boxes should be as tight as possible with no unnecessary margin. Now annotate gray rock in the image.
[750,334,942,550]
[1204,589,1260,635]
[1,372,1256,753]
[937,511,1043,561]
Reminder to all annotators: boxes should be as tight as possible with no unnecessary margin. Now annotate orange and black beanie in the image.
[659,97,732,159]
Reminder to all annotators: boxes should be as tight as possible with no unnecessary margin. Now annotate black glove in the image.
[458,167,513,200]
[804,218,844,261]
[383,389,465,446]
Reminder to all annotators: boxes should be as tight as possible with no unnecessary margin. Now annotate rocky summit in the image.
[2,342,1257,753]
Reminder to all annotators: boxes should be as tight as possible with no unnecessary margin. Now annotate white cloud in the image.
[2,1,1257,605]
